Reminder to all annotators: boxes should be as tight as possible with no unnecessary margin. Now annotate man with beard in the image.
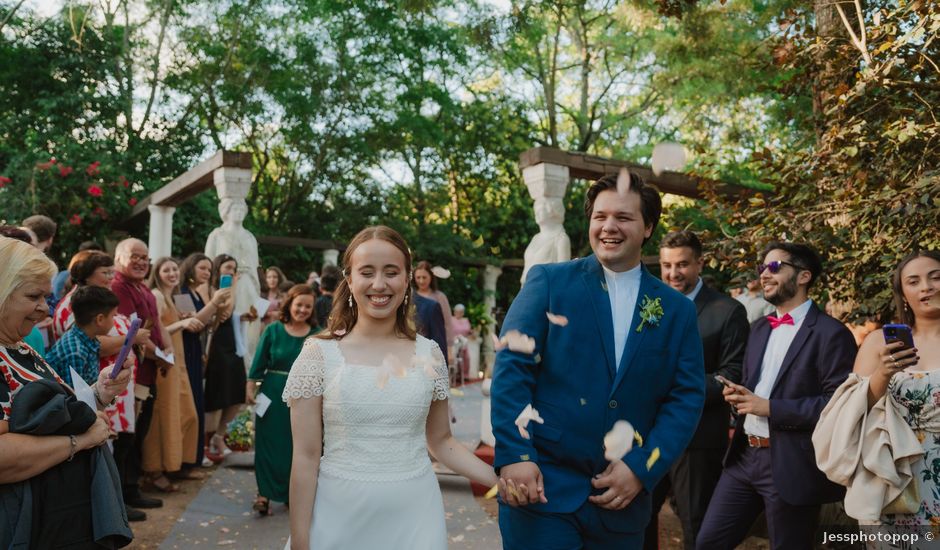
[647,230,749,550]
[695,242,856,549]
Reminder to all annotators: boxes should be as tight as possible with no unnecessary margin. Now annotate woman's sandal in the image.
[142,475,180,493]
[252,495,271,516]
[168,468,207,481]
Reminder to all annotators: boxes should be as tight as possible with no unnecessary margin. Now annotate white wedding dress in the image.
[282,335,450,550]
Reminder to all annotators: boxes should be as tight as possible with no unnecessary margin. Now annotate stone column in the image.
[521,163,571,283]
[323,249,340,267]
[478,264,502,447]
[147,205,176,259]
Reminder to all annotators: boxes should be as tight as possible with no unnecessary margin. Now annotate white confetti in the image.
[651,142,687,176]
[430,266,451,279]
[494,330,536,354]
[604,420,635,461]
[515,404,545,439]
[546,312,569,326]
[616,167,631,194]
[375,354,408,389]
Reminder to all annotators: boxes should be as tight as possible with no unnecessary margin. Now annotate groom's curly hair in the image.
[584,171,663,246]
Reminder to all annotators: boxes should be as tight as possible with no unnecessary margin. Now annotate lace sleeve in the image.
[283,338,326,406]
[428,340,449,402]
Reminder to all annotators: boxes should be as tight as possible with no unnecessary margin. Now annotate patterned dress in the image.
[882,369,940,541]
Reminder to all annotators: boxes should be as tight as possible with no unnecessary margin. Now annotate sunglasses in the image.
[757,260,803,277]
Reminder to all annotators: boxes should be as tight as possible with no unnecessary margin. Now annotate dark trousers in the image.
[499,501,644,550]
[695,447,820,550]
[645,447,724,550]
[121,395,155,499]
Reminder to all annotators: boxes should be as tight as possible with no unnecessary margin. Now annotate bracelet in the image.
[67,435,77,462]
[93,384,116,407]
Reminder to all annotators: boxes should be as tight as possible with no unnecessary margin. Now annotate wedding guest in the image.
[315,266,340,329]
[414,260,454,362]
[178,253,232,468]
[204,254,246,462]
[452,304,473,380]
[111,238,169,513]
[141,257,201,492]
[283,226,496,549]
[815,250,940,527]
[21,214,56,253]
[46,285,119,387]
[0,236,132,548]
[247,284,317,515]
[0,226,47,355]
[697,242,857,549]
[648,230,749,550]
[51,240,103,301]
[262,266,288,327]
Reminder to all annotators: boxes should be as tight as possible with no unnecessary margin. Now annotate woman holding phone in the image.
[204,254,246,462]
[816,251,940,529]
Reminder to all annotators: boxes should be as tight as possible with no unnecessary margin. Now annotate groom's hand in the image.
[499,461,548,507]
[589,460,642,511]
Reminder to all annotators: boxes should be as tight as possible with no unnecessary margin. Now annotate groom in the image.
[491,171,706,549]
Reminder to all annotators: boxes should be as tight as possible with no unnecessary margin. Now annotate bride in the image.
[282,226,498,550]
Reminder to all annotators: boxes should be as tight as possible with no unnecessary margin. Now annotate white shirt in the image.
[744,299,813,438]
[685,278,704,302]
[602,264,642,370]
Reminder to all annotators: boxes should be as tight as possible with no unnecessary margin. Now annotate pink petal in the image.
[430,266,451,279]
[546,312,569,326]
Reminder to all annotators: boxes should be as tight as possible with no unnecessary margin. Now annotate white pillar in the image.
[323,249,339,267]
[479,264,502,447]
[147,205,176,259]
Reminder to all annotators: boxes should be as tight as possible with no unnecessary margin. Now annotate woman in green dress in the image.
[247,283,318,515]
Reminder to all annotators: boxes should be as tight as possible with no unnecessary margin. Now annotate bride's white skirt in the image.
[286,469,447,550]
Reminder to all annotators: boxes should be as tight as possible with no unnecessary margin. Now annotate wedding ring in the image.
[894,361,901,369]
[889,354,896,362]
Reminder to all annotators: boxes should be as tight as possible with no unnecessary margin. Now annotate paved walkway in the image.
[159,383,501,549]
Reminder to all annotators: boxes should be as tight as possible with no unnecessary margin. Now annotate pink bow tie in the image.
[767,313,794,329]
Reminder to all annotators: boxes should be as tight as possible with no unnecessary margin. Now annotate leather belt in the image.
[747,435,770,448]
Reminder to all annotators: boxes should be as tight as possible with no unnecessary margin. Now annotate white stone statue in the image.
[521,196,571,283]
[205,198,261,316]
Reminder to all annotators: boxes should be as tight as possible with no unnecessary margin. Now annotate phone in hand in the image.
[714,374,736,389]
[883,323,915,350]
[219,274,233,289]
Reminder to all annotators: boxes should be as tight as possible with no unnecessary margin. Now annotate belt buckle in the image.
[747,435,769,448]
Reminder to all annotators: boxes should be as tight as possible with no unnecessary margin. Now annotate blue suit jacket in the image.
[491,256,705,533]
[724,304,856,505]
[414,294,448,365]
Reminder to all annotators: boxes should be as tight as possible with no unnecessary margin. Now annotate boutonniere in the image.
[636,295,664,332]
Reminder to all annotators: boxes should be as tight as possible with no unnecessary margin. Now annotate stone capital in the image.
[522,163,570,200]
[213,167,253,200]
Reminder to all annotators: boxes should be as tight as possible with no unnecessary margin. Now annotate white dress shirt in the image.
[685,278,704,302]
[602,264,642,370]
[744,299,813,438]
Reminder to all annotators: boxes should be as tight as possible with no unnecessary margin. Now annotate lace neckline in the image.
[331,339,419,368]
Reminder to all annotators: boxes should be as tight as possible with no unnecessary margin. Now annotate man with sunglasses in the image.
[696,242,856,549]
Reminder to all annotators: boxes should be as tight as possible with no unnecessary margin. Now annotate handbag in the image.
[883,478,921,515]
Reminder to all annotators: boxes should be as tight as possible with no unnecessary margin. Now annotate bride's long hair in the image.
[320,226,416,340]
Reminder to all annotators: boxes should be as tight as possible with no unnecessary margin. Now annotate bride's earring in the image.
[348,295,353,308]
[404,293,409,306]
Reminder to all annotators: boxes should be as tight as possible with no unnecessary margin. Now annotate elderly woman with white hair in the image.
[0,236,132,548]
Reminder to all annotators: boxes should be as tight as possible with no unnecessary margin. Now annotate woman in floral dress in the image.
[854,251,940,538]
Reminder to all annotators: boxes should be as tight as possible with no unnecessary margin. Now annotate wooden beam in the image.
[519,147,749,200]
[256,235,346,251]
[125,150,253,225]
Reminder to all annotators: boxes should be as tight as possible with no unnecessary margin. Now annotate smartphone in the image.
[219,274,233,289]
[714,374,735,388]
[883,323,915,350]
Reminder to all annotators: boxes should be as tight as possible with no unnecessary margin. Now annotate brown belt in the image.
[747,435,770,448]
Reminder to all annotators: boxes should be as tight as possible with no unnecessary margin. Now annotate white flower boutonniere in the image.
[636,295,664,333]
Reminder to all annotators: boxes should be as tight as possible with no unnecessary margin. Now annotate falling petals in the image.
[616,167,631,194]
[633,430,644,447]
[651,142,687,176]
[484,484,499,499]
[515,404,544,440]
[546,312,568,326]
[413,355,438,379]
[494,330,536,354]
[375,354,408,389]
[430,266,451,279]
[646,447,661,471]
[603,420,635,461]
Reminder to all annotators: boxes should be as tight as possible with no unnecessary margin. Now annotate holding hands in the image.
[498,461,547,507]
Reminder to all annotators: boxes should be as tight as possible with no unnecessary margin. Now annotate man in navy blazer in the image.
[492,171,705,549]
[696,242,857,549]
